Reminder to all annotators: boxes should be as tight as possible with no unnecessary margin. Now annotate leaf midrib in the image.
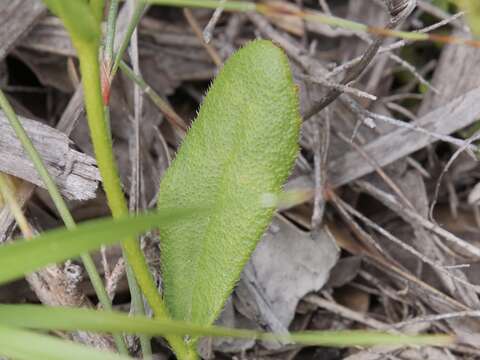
[185,105,251,323]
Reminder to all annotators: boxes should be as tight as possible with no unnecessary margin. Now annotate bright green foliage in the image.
[0,209,197,286]
[0,305,453,348]
[456,0,480,36]
[146,0,256,12]
[42,0,100,47]
[0,325,129,360]
[89,0,105,24]
[157,40,301,328]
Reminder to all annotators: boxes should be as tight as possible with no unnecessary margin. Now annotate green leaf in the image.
[455,0,480,36]
[0,305,453,348]
[0,324,130,360]
[42,0,100,47]
[145,0,256,12]
[0,208,199,285]
[89,0,105,24]
[157,40,301,327]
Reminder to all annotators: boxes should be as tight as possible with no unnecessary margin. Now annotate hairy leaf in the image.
[157,40,301,327]
[0,208,198,285]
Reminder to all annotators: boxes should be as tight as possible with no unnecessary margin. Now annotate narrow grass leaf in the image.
[0,324,130,360]
[145,0,256,12]
[0,305,453,348]
[0,208,199,285]
[157,40,301,327]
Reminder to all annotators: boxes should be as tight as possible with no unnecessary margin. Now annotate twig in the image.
[343,97,476,151]
[327,11,464,78]
[119,61,188,132]
[203,0,226,43]
[327,87,480,188]
[305,294,393,331]
[297,74,378,101]
[303,1,416,119]
[337,196,480,295]
[328,189,400,263]
[335,129,415,210]
[394,311,480,329]
[388,53,439,94]
[184,9,223,67]
[429,132,480,222]
[311,109,330,230]
[357,180,480,259]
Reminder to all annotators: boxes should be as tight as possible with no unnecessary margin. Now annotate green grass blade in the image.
[145,0,255,11]
[0,324,130,360]
[104,0,120,68]
[0,83,130,354]
[42,2,192,357]
[158,40,300,328]
[0,305,453,348]
[0,208,200,286]
[111,1,147,78]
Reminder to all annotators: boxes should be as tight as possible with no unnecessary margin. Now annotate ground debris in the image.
[2,1,480,359]
[0,112,100,200]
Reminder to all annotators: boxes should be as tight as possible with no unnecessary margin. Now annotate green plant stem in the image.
[78,42,195,360]
[111,0,146,78]
[0,89,128,354]
[103,1,152,357]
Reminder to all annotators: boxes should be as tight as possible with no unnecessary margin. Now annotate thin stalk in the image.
[0,90,128,354]
[77,42,195,360]
[0,174,32,238]
[183,9,223,67]
[126,2,153,354]
[110,1,147,78]
[119,61,188,131]
[0,91,75,231]
[145,0,255,12]
[103,1,152,356]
